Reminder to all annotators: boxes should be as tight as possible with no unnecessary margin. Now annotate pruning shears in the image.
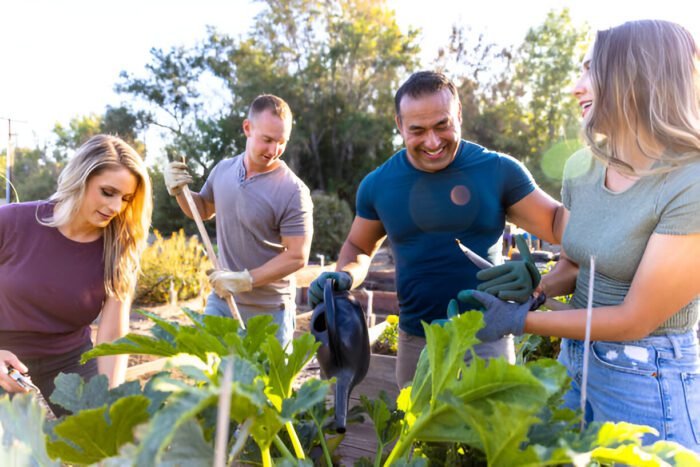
[455,236,547,310]
[8,366,40,392]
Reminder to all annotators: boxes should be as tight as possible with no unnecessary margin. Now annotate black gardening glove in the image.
[308,271,353,309]
[476,234,541,303]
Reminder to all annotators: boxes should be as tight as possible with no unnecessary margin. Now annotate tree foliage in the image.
[117,0,419,205]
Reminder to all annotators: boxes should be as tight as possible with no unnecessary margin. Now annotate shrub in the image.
[135,229,212,304]
[311,191,353,261]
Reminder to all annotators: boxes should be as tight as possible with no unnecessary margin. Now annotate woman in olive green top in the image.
[463,20,700,451]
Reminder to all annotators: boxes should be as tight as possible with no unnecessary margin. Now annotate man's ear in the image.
[394,114,402,135]
[242,119,252,137]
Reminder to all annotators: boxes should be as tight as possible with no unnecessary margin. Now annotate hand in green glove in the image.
[457,289,533,342]
[476,234,540,303]
[308,271,353,309]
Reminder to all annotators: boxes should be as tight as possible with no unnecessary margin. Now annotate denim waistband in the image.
[566,330,698,360]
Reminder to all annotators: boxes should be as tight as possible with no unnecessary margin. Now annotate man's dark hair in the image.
[248,94,293,121]
[394,71,459,118]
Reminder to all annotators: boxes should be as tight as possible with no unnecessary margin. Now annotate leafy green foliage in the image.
[78,311,329,466]
[1,147,63,202]
[375,312,700,466]
[117,0,418,207]
[359,391,403,466]
[135,229,212,304]
[0,393,60,467]
[311,191,353,261]
[46,395,151,464]
[373,318,399,356]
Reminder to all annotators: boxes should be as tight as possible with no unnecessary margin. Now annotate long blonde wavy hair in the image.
[40,135,152,301]
[585,20,700,174]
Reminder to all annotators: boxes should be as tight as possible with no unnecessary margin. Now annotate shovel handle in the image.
[181,185,246,329]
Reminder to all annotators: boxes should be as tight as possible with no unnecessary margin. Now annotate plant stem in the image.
[383,418,425,466]
[228,418,253,464]
[261,446,272,467]
[285,421,306,459]
[374,442,385,467]
[273,434,295,461]
[313,419,333,467]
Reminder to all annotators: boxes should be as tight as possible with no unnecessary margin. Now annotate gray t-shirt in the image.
[200,154,313,308]
[562,149,700,334]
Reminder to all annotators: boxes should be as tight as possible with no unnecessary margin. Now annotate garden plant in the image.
[1,310,698,466]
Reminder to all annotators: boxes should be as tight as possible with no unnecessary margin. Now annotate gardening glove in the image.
[476,234,540,303]
[164,161,193,197]
[457,289,533,342]
[308,271,353,309]
[208,268,253,297]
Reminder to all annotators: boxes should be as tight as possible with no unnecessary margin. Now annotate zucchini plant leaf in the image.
[443,394,541,465]
[157,419,214,466]
[360,391,403,448]
[49,373,141,414]
[0,393,60,467]
[281,378,330,419]
[134,386,217,466]
[263,332,319,410]
[46,395,150,465]
[250,404,285,451]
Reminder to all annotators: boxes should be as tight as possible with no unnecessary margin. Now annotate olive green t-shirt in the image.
[561,149,700,334]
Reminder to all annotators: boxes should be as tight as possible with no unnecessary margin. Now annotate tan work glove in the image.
[164,161,193,197]
[208,269,254,297]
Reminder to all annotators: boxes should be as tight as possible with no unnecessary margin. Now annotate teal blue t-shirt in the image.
[357,140,535,336]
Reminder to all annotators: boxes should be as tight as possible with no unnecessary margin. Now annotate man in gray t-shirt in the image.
[164,94,313,346]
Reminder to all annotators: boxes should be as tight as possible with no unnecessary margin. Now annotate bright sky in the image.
[1,0,698,154]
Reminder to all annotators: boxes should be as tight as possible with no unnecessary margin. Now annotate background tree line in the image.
[2,1,588,251]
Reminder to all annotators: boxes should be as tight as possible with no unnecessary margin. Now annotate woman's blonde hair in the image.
[585,19,700,173]
[41,134,152,301]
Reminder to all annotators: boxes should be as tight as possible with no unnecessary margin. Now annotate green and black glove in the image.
[308,271,353,309]
[476,234,540,303]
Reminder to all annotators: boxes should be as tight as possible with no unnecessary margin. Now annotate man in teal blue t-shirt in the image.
[309,71,566,387]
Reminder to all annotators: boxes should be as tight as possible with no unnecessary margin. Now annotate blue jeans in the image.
[558,332,700,452]
[203,292,295,347]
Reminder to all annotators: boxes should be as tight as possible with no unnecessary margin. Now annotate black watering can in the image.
[310,279,370,433]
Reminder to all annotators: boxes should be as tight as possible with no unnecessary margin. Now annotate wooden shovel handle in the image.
[181,185,246,329]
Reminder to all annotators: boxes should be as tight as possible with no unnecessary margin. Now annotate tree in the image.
[116,0,419,204]
[435,9,589,198]
[1,147,62,202]
[52,106,146,161]
[514,9,589,158]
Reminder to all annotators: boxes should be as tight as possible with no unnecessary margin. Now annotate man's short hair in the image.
[394,71,459,117]
[248,94,293,122]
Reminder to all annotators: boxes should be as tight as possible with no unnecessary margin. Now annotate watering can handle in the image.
[324,278,342,361]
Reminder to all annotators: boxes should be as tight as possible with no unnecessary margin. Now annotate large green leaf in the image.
[444,395,541,465]
[158,419,214,466]
[134,387,216,466]
[281,378,330,419]
[263,332,319,410]
[48,373,141,415]
[250,405,285,451]
[409,312,482,413]
[46,395,150,465]
[81,333,179,362]
[0,393,59,467]
[387,313,553,464]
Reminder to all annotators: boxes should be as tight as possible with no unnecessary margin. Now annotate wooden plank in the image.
[352,354,399,403]
[368,320,389,347]
[125,357,168,380]
[294,263,336,288]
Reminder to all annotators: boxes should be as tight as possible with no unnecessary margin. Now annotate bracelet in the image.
[529,292,547,311]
